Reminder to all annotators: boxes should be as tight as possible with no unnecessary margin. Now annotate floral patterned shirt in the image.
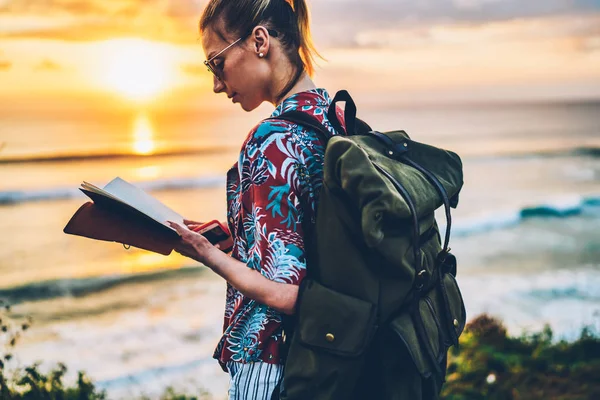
[213,88,345,368]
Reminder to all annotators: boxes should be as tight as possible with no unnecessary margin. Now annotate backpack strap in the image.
[327,90,356,135]
[271,111,333,143]
[261,110,334,385]
[272,89,372,136]
[371,162,425,289]
[400,156,453,259]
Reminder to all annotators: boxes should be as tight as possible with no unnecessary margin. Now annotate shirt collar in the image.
[271,88,331,118]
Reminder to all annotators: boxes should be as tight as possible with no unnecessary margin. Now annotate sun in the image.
[101,38,174,102]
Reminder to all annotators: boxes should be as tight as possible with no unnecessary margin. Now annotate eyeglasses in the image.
[204,28,279,82]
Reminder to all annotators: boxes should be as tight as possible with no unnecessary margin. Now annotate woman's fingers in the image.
[168,221,210,245]
[167,221,191,239]
[167,221,219,265]
[183,219,204,232]
[183,218,204,225]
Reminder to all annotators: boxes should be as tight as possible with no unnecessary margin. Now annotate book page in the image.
[95,177,185,229]
[82,181,121,201]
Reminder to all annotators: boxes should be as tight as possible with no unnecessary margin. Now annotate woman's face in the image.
[202,26,269,112]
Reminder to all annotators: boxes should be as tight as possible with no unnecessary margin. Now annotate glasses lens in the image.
[204,60,222,81]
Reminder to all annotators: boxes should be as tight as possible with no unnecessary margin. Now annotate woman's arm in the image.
[167,221,299,315]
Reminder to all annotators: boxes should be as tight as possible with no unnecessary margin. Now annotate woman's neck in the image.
[273,72,317,107]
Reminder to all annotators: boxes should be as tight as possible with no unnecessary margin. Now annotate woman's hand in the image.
[167,220,221,265]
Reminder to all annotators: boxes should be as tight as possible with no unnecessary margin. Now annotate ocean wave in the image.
[510,146,600,160]
[1,142,597,166]
[458,268,600,342]
[523,269,600,302]
[0,266,205,305]
[455,145,600,162]
[0,176,226,205]
[0,146,233,165]
[450,194,600,237]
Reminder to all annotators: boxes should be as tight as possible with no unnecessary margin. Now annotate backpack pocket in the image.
[438,269,467,346]
[389,267,466,378]
[297,279,378,357]
[389,296,444,378]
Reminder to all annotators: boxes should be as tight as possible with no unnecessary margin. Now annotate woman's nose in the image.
[213,75,225,94]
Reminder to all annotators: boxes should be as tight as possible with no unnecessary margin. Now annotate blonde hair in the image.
[199,0,323,99]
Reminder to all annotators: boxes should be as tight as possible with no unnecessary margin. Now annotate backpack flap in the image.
[364,132,464,219]
[296,280,377,357]
[323,134,462,249]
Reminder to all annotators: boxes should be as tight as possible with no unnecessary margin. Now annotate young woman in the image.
[166,0,345,398]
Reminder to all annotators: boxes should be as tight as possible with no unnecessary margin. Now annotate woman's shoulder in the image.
[243,117,302,147]
[240,116,325,163]
[251,118,296,142]
[235,119,290,160]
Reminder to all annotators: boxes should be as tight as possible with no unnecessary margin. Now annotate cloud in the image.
[452,0,505,11]
[35,59,60,71]
[0,0,599,49]
[312,0,600,24]
[0,0,205,21]
[0,0,205,42]
[0,17,194,43]
[351,14,600,50]
[0,0,135,16]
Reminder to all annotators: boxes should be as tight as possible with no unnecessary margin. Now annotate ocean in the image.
[1,98,599,399]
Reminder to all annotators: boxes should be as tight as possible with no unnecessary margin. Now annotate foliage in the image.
[442,314,600,400]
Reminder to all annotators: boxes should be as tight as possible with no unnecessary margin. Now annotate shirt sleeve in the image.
[238,121,317,285]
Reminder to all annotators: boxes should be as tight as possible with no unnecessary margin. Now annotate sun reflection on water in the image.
[132,113,156,155]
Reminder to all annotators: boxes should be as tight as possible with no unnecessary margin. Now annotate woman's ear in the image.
[251,26,270,57]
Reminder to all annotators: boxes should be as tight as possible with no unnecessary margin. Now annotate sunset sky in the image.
[0,0,599,106]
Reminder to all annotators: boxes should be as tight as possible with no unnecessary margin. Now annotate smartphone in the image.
[192,220,233,253]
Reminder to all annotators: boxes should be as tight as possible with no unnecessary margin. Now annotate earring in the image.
[259,52,264,58]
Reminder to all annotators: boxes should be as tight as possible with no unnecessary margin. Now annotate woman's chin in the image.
[239,100,260,112]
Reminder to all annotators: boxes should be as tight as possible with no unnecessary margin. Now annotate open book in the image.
[64,177,186,255]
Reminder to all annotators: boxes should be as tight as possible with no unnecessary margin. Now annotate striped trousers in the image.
[226,361,284,400]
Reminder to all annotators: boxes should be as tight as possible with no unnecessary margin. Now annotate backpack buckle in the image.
[414,269,429,291]
[437,248,452,263]
[367,131,409,158]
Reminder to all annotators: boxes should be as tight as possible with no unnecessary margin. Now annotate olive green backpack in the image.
[271,90,466,400]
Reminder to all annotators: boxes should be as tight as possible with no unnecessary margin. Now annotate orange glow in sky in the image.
[0,2,598,105]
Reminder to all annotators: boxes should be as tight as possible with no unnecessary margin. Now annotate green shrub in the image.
[442,314,600,400]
